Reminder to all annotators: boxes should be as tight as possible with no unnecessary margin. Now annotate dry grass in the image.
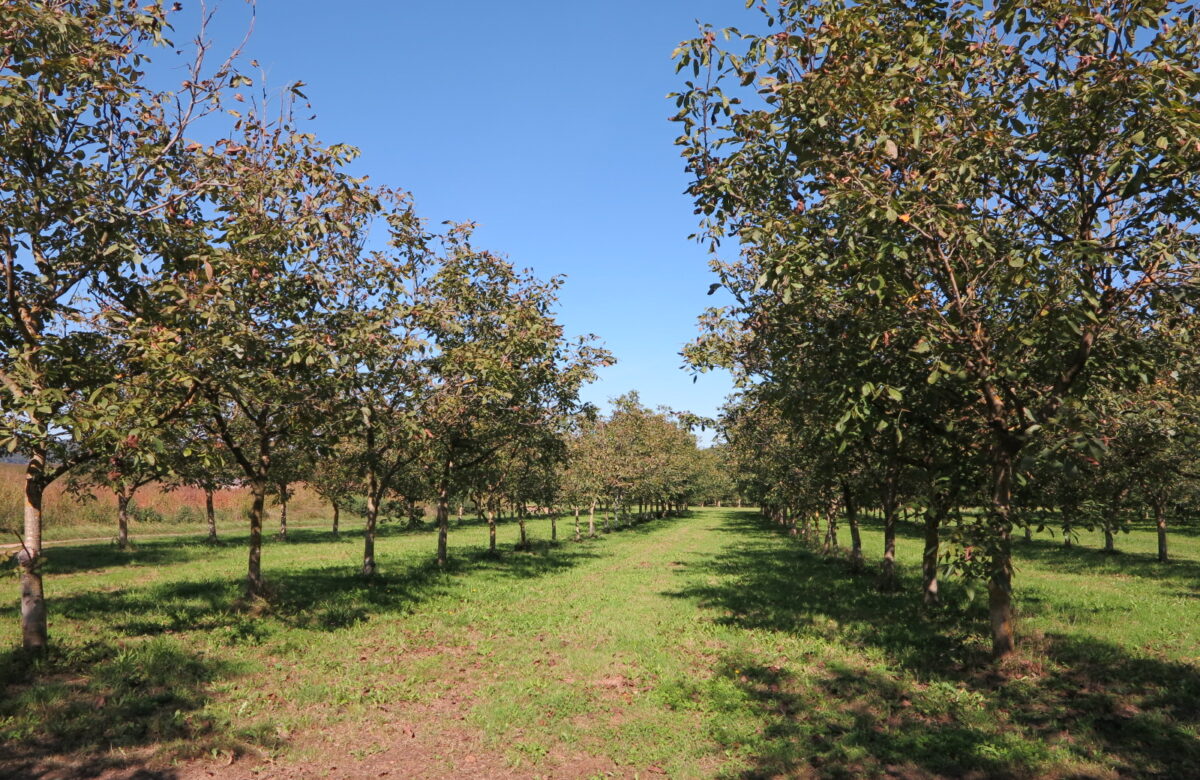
[0,463,331,541]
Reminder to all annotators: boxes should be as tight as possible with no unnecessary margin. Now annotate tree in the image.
[675,0,1200,657]
[0,0,237,650]
[417,227,610,566]
[322,194,431,576]
[309,445,360,538]
[132,100,380,598]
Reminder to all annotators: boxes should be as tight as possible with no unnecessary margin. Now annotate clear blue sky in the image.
[182,1,755,430]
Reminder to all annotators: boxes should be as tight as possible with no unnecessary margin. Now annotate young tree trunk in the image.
[436,460,452,566]
[987,446,1017,659]
[822,509,839,554]
[551,509,557,542]
[922,504,942,605]
[487,501,497,552]
[1155,501,1168,563]
[206,487,218,541]
[331,500,340,537]
[277,487,288,541]
[588,500,597,537]
[116,488,132,550]
[517,503,528,550]
[880,485,898,587]
[247,476,267,599]
[1104,523,1116,553]
[457,503,463,526]
[19,454,49,653]
[573,506,581,541]
[362,471,380,577]
[842,482,863,571]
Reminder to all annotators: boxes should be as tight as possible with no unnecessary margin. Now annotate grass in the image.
[1,508,1197,777]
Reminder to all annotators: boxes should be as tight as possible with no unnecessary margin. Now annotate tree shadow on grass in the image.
[1014,535,1200,588]
[0,638,246,780]
[666,512,1200,779]
[37,541,219,577]
[46,536,604,639]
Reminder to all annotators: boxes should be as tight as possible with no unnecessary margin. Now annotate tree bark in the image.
[517,503,528,550]
[362,470,379,577]
[247,477,267,599]
[20,455,48,653]
[588,500,596,537]
[842,482,863,571]
[881,483,898,587]
[1103,523,1116,553]
[988,447,1017,659]
[206,487,218,541]
[922,504,942,605]
[436,459,452,566]
[551,509,557,542]
[277,487,288,541]
[331,500,340,537]
[487,500,497,553]
[822,508,838,553]
[116,488,132,550]
[1155,501,1168,563]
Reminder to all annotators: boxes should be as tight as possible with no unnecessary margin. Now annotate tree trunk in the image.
[331,500,340,537]
[20,455,49,653]
[588,500,597,537]
[881,484,898,587]
[551,509,557,542]
[922,504,942,605]
[1155,501,1168,563]
[277,485,288,541]
[362,470,380,577]
[457,503,463,526]
[116,488,132,550]
[988,447,1017,659]
[517,503,528,550]
[436,460,452,566]
[1061,504,1072,549]
[1104,523,1116,553]
[822,509,838,553]
[842,482,863,571]
[206,487,218,541]
[487,501,497,552]
[247,477,267,599]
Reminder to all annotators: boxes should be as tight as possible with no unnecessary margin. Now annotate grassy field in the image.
[1,508,1197,778]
